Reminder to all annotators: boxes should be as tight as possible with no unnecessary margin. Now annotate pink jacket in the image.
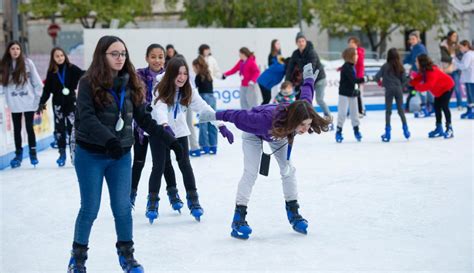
[355,47,365,78]
[224,55,261,87]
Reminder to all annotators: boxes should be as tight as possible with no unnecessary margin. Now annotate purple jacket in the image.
[135,67,163,144]
[216,78,314,142]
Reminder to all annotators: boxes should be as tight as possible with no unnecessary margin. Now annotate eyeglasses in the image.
[106,51,127,59]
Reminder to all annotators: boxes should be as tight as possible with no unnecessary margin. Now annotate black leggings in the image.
[148,136,197,194]
[131,129,149,191]
[258,84,272,105]
[434,90,452,126]
[12,112,36,151]
[131,129,178,192]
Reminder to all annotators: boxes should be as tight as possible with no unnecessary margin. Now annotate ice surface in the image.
[1,110,472,273]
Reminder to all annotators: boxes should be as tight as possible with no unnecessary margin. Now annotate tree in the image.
[312,0,458,56]
[20,0,153,28]
[170,0,315,28]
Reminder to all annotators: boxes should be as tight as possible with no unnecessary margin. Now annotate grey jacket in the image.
[374,63,407,91]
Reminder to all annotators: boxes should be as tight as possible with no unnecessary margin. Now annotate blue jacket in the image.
[257,56,286,90]
[403,43,427,72]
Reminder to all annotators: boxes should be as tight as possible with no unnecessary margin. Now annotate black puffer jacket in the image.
[285,41,326,85]
[40,63,84,113]
[75,73,175,153]
[339,62,365,97]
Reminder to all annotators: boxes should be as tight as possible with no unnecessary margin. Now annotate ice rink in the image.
[1,110,472,273]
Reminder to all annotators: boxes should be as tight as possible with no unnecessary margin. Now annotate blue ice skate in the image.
[428,123,444,138]
[402,124,411,139]
[186,192,203,221]
[116,242,144,273]
[286,200,308,235]
[145,193,159,224]
[381,125,391,142]
[335,127,343,143]
[167,188,184,213]
[231,205,252,240]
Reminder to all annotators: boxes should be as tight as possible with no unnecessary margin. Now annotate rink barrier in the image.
[0,135,54,170]
[0,102,461,171]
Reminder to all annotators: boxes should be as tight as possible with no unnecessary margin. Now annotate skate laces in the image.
[119,247,140,268]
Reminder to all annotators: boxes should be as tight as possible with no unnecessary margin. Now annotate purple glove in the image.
[219,125,234,144]
[164,125,175,137]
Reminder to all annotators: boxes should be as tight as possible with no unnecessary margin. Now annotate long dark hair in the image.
[272,100,330,144]
[416,54,434,74]
[198,44,210,56]
[84,35,144,108]
[270,39,281,56]
[155,56,192,107]
[192,56,212,82]
[1,41,27,86]
[48,47,71,73]
[386,48,404,76]
[240,47,254,58]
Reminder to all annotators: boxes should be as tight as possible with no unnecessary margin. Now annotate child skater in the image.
[68,35,182,273]
[192,56,219,154]
[373,48,410,142]
[454,40,474,119]
[274,81,296,104]
[1,41,43,168]
[335,47,366,143]
[199,63,330,239]
[38,47,84,166]
[131,43,184,213]
[410,54,455,138]
[148,56,234,223]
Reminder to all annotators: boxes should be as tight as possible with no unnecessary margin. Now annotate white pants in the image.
[236,133,298,206]
[240,84,259,110]
[337,95,360,128]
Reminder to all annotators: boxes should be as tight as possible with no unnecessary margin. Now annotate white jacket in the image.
[206,55,222,80]
[151,88,218,138]
[3,58,43,113]
[454,50,474,83]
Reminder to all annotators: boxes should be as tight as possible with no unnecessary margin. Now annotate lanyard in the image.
[173,91,181,119]
[108,87,126,114]
[57,65,66,87]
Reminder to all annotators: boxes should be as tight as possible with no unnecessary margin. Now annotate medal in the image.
[62,87,70,95]
[108,86,126,132]
[115,114,124,131]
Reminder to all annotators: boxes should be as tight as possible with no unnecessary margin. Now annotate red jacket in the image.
[409,66,455,97]
[355,47,365,78]
[224,55,260,87]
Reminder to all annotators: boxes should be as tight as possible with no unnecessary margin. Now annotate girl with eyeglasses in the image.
[1,41,43,168]
[37,47,84,167]
[67,35,182,273]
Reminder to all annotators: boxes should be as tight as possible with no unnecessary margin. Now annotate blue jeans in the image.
[450,70,463,107]
[199,93,218,148]
[73,146,133,245]
[466,83,474,106]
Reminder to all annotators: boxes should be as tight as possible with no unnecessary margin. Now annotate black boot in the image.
[67,243,88,273]
[116,241,144,273]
